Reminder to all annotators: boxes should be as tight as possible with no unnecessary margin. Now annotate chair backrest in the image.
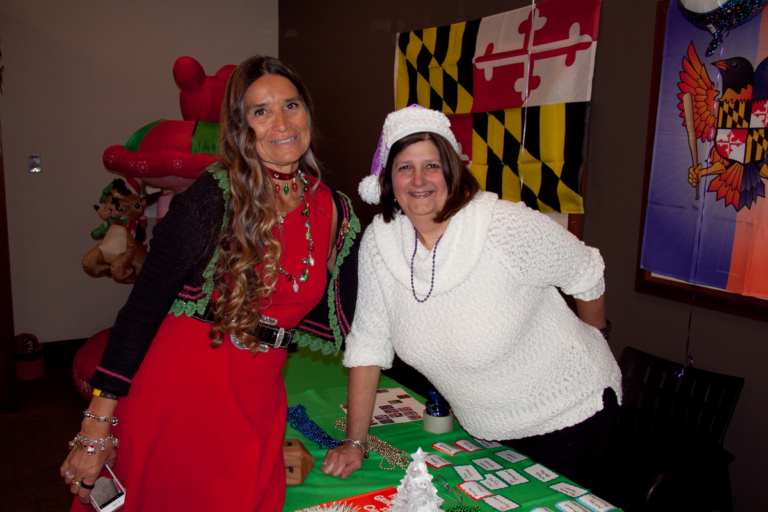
[617,346,744,447]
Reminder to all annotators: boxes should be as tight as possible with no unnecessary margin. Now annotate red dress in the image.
[72,179,333,512]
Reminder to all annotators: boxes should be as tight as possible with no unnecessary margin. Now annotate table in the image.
[282,346,622,512]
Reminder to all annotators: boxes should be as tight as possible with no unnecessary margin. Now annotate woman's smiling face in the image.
[391,140,448,223]
[245,74,310,173]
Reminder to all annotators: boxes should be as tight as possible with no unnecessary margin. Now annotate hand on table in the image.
[321,444,365,480]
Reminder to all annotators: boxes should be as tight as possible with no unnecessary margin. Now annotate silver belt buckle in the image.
[229,333,249,351]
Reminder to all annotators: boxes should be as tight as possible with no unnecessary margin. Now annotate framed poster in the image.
[637,0,768,322]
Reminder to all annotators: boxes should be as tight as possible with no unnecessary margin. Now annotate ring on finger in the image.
[80,481,95,490]
[72,480,81,487]
[321,461,327,466]
[64,471,71,479]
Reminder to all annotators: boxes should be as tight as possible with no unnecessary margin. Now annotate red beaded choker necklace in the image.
[268,168,300,195]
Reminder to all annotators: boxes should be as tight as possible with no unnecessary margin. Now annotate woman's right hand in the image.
[60,397,120,505]
[321,443,366,480]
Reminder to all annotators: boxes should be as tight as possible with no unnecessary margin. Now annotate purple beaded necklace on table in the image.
[410,227,443,303]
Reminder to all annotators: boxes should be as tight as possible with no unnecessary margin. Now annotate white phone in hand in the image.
[90,464,126,512]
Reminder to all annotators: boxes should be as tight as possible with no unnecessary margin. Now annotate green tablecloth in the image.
[282,347,622,512]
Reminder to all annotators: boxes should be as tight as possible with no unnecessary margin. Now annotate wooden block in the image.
[284,439,315,486]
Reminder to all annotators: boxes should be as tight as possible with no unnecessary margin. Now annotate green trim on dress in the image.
[168,164,230,317]
[294,191,361,355]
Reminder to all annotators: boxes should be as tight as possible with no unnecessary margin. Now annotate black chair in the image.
[595,346,744,512]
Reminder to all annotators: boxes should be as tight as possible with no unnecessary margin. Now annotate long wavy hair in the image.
[209,55,322,353]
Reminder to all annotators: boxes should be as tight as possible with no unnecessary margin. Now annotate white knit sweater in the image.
[343,192,622,441]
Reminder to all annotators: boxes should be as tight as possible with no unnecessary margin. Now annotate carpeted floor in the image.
[0,340,88,511]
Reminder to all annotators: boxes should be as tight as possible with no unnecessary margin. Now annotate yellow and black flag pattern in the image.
[395,20,478,114]
[470,104,588,214]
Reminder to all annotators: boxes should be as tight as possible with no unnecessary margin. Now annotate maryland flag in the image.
[395,0,601,213]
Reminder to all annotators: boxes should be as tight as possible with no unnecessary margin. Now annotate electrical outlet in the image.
[27,154,41,173]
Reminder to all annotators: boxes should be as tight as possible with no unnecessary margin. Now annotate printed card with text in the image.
[484,495,521,511]
[576,494,619,512]
[424,453,452,469]
[525,463,559,482]
[455,439,483,452]
[555,501,592,512]
[550,482,588,498]
[432,441,463,456]
[454,464,484,481]
[458,481,495,501]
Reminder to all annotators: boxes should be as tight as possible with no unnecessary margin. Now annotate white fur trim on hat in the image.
[380,106,459,172]
[360,105,459,205]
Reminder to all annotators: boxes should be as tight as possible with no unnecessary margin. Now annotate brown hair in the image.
[379,132,479,223]
[209,55,321,353]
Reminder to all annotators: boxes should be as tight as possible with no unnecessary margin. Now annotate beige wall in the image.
[279,0,768,509]
[0,0,278,342]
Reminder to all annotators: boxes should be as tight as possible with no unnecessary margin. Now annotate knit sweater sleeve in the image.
[489,200,605,301]
[89,172,224,396]
[342,226,395,370]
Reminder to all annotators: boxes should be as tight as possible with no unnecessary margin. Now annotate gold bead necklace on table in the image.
[334,417,410,471]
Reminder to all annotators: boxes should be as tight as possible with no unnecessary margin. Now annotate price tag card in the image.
[496,468,529,486]
[454,464,484,481]
[550,482,588,498]
[480,473,508,490]
[494,449,527,464]
[524,463,558,482]
[425,454,452,469]
[473,438,503,449]
[455,439,483,452]
[576,494,619,512]
[483,495,520,511]
[432,442,463,456]
[555,501,592,512]
[472,457,503,471]
[457,481,494,501]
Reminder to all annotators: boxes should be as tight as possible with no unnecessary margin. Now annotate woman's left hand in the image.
[321,443,365,479]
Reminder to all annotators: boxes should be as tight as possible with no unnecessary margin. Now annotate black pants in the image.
[500,388,618,489]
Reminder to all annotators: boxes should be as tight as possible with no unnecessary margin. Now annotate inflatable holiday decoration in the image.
[102,57,235,217]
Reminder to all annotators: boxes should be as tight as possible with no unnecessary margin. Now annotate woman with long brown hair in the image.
[61,55,359,511]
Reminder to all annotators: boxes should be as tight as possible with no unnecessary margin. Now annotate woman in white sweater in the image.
[322,105,621,488]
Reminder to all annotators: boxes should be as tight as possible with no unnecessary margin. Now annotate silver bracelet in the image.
[82,409,118,426]
[68,433,120,456]
[600,320,612,340]
[340,438,370,459]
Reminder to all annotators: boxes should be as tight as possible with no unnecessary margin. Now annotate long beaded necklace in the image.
[334,417,410,470]
[277,172,314,293]
[269,167,300,195]
[410,228,443,303]
[286,405,341,449]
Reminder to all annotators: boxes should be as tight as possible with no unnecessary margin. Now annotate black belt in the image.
[192,304,294,351]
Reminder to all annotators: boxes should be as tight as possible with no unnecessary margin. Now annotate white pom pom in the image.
[358,174,381,205]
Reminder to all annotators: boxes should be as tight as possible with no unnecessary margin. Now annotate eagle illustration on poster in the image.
[640,0,768,300]
[679,42,768,210]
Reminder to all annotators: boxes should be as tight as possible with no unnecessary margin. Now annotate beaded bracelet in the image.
[68,433,120,456]
[286,404,341,449]
[82,409,119,426]
[334,417,409,470]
